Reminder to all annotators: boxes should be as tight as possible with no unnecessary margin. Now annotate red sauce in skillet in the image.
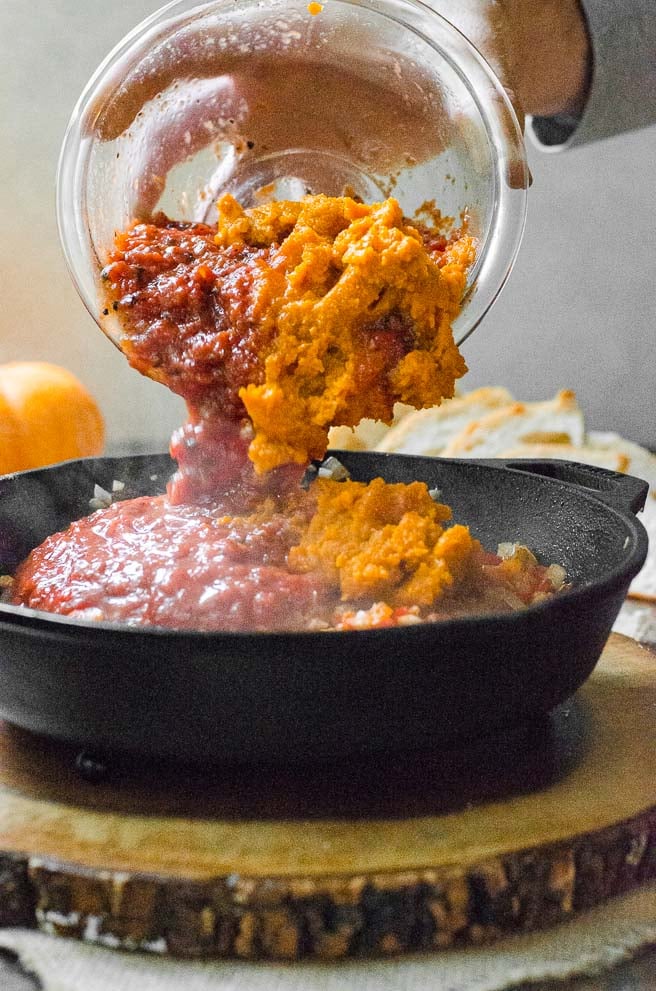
[13,495,340,632]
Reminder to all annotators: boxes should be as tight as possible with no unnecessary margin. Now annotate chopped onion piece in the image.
[546,563,567,589]
[93,484,112,503]
[68,607,105,622]
[498,587,526,610]
[397,612,422,626]
[89,483,113,511]
[317,456,350,481]
[307,618,331,631]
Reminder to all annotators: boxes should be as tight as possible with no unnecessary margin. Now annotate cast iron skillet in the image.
[0,452,648,763]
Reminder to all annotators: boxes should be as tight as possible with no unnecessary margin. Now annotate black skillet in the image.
[0,452,648,763]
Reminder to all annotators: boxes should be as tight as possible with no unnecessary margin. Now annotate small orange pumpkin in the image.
[0,362,105,475]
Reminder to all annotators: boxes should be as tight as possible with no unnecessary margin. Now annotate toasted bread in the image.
[375,387,514,455]
[328,404,416,452]
[441,390,585,457]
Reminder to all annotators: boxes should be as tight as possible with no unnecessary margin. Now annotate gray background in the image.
[1,0,654,452]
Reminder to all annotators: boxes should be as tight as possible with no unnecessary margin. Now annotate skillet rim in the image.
[0,452,648,641]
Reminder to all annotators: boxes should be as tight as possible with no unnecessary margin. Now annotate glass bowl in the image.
[57,0,528,347]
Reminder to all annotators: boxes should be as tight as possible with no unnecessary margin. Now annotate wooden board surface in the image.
[0,633,654,960]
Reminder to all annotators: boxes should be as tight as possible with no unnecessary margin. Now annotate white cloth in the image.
[1,882,656,991]
[613,497,656,645]
[614,600,656,645]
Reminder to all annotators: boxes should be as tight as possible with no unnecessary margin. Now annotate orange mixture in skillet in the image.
[11,195,565,630]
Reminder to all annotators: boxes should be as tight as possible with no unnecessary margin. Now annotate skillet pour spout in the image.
[0,452,648,763]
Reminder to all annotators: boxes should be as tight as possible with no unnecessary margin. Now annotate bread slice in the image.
[375,387,514,455]
[328,404,415,451]
[442,390,585,457]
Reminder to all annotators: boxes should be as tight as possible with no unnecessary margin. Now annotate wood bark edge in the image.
[0,807,654,960]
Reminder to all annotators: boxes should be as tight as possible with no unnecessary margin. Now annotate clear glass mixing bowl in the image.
[57,0,528,347]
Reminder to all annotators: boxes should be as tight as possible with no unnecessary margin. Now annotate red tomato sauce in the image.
[101,219,273,418]
[12,495,337,632]
[167,415,304,506]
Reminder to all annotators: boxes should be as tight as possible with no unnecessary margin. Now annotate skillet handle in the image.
[487,458,649,515]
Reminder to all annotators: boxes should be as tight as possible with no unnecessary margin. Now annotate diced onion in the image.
[397,612,422,626]
[546,564,567,590]
[317,456,350,481]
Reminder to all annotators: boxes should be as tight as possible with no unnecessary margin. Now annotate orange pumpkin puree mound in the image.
[216,194,474,472]
[288,477,482,607]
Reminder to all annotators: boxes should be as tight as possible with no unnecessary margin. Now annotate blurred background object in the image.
[1,0,654,453]
[0,361,104,473]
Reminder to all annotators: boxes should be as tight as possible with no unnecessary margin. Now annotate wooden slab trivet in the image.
[0,633,654,961]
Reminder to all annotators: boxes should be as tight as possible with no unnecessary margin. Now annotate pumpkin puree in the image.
[288,477,481,606]
[214,194,473,472]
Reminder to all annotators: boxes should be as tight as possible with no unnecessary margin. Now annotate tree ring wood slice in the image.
[0,633,654,960]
